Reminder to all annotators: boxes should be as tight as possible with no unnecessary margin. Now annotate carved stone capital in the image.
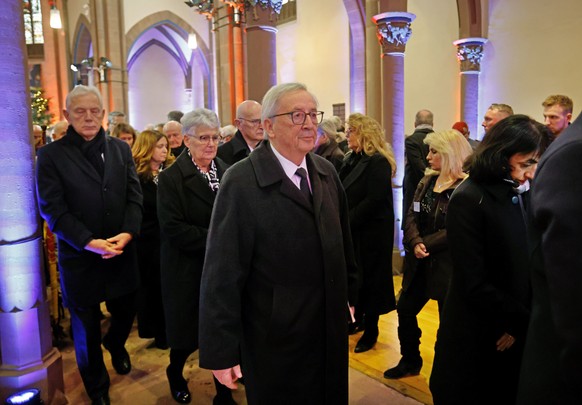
[372,12,416,55]
[453,37,488,72]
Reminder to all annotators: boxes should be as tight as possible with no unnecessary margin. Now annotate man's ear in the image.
[567,113,573,122]
[263,118,275,139]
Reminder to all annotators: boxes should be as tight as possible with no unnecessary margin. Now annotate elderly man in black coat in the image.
[517,112,582,404]
[217,100,263,164]
[199,83,358,404]
[36,85,142,405]
[402,109,433,220]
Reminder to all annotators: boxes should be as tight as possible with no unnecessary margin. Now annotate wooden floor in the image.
[53,274,438,404]
[348,275,438,405]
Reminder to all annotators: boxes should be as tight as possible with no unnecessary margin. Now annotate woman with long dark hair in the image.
[430,115,553,404]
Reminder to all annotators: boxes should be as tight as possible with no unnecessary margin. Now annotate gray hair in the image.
[261,82,318,122]
[220,124,237,137]
[181,108,220,135]
[318,117,338,138]
[108,110,125,125]
[66,85,103,110]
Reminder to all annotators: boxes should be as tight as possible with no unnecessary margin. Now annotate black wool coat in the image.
[199,141,358,404]
[136,177,164,339]
[517,113,582,405]
[216,130,251,164]
[402,175,461,301]
[402,127,432,220]
[157,152,228,350]
[340,152,395,315]
[430,178,531,404]
[36,128,143,307]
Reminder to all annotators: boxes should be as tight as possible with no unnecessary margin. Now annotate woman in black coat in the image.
[157,109,233,404]
[430,115,553,404]
[132,130,175,349]
[384,130,472,379]
[339,112,397,353]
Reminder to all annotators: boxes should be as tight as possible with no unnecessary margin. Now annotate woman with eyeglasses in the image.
[132,130,175,350]
[339,113,397,353]
[429,115,553,404]
[157,108,234,404]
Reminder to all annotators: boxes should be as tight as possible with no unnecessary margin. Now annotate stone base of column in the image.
[0,348,64,405]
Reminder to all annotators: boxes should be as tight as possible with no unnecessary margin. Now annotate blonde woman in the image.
[132,130,175,350]
[384,129,472,379]
[339,113,397,353]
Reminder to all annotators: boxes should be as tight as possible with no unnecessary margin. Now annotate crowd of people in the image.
[33,83,579,405]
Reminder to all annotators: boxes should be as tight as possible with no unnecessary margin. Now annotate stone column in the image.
[245,5,278,102]
[453,37,487,140]
[365,0,381,120]
[372,11,415,261]
[0,1,64,403]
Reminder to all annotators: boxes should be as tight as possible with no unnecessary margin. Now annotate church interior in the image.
[1,0,581,404]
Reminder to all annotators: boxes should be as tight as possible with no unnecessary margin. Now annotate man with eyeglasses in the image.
[217,100,263,164]
[199,83,358,404]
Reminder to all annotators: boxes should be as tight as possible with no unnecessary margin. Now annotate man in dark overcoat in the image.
[36,85,142,405]
[402,109,433,221]
[217,100,263,164]
[199,83,358,404]
[517,112,582,404]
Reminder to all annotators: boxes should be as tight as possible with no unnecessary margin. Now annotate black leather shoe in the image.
[103,338,131,375]
[348,321,365,335]
[92,392,110,405]
[383,358,422,379]
[167,365,191,404]
[354,331,378,353]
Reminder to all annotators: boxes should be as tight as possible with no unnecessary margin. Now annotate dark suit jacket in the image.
[36,128,143,307]
[157,152,228,350]
[340,152,395,314]
[430,178,531,404]
[314,137,345,172]
[403,127,432,221]
[216,130,251,164]
[199,141,358,404]
[517,112,582,404]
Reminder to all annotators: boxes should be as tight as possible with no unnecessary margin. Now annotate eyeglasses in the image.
[270,110,324,125]
[192,134,221,144]
[238,117,262,126]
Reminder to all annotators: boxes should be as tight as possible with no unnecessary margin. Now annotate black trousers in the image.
[68,291,136,400]
[396,267,443,360]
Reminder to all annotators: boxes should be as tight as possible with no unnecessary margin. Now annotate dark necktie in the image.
[295,168,312,204]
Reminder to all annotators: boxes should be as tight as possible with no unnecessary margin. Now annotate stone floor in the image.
[55,315,422,405]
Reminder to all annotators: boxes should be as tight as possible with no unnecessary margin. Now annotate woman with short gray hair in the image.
[157,108,234,404]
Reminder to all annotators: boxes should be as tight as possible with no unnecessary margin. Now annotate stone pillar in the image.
[372,11,415,260]
[0,1,64,403]
[215,5,237,123]
[245,5,278,102]
[365,0,381,121]
[454,37,487,140]
[92,0,128,118]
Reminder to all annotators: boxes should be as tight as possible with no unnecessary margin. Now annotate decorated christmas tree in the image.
[31,87,54,127]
